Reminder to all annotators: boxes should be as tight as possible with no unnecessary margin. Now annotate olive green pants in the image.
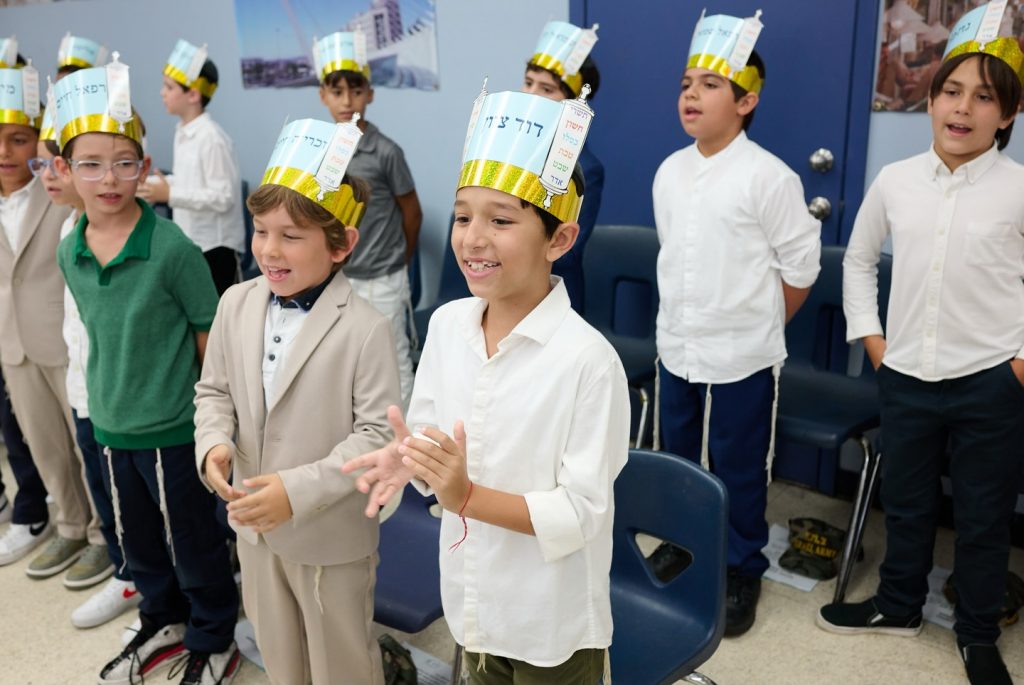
[464,648,605,685]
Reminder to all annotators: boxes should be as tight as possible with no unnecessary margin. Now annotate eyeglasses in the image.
[69,159,145,182]
[27,157,54,176]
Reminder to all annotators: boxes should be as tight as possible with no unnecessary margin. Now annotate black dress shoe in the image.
[959,643,1012,685]
[725,568,761,637]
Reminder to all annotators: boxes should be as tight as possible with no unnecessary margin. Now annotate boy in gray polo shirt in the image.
[316,32,422,403]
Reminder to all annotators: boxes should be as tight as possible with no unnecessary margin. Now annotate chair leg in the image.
[683,672,718,685]
[635,387,650,449]
[450,643,463,685]
[833,437,882,603]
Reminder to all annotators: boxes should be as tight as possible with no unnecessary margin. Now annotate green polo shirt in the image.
[58,200,219,449]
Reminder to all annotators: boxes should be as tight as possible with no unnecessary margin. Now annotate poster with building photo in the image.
[234,0,438,90]
[875,0,1024,111]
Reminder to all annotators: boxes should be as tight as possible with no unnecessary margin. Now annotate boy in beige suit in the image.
[195,117,400,685]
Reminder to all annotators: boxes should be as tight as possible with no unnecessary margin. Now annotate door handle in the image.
[809,148,834,173]
[807,196,832,220]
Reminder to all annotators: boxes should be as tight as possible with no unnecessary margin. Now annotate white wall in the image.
[2,0,568,305]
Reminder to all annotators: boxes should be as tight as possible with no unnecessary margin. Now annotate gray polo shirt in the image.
[343,121,416,279]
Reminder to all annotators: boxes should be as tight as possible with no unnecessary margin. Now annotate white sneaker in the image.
[98,620,186,684]
[0,493,11,525]
[0,520,53,565]
[168,643,241,685]
[72,578,143,629]
[121,616,142,647]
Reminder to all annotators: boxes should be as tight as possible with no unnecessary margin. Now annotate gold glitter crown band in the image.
[686,53,763,94]
[261,166,366,227]
[943,2,1024,85]
[945,36,1024,84]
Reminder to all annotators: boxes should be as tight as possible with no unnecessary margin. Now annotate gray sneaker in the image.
[26,535,87,578]
[63,543,114,589]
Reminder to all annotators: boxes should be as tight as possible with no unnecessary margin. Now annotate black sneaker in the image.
[959,643,1012,685]
[169,644,241,685]
[724,569,761,637]
[816,597,922,636]
[97,616,186,684]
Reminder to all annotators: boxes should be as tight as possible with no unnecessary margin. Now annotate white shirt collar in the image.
[176,111,211,139]
[458,277,571,349]
[926,142,999,184]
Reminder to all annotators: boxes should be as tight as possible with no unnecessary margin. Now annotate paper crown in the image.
[459,82,594,224]
[39,79,56,141]
[313,32,370,83]
[260,117,366,227]
[58,33,108,69]
[528,21,599,98]
[943,1,1024,84]
[163,39,216,99]
[0,63,43,129]
[687,9,765,94]
[53,54,143,149]
[0,36,17,69]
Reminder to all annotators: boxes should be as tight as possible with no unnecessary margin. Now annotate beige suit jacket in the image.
[0,179,72,367]
[194,273,401,566]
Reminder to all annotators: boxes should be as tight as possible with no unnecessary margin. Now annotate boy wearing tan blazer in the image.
[195,117,400,685]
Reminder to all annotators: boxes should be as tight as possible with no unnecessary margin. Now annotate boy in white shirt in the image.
[652,12,820,637]
[818,5,1024,684]
[139,39,244,295]
[345,86,629,683]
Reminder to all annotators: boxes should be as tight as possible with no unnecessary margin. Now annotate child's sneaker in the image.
[71,578,142,629]
[26,535,87,578]
[816,597,923,636]
[0,493,11,525]
[169,644,241,685]
[64,543,115,588]
[0,520,53,566]
[97,618,186,684]
[121,616,142,646]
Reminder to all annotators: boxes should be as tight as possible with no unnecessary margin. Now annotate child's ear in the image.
[547,221,579,263]
[332,226,360,264]
[318,84,328,104]
[139,155,153,184]
[736,91,759,118]
[366,86,375,105]
[53,155,71,181]
[187,88,202,106]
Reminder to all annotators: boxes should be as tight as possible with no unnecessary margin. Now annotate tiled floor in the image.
[1,454,1021,684]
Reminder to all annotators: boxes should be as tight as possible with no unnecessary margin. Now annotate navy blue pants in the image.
[659,362,774,577]
[99,442,237,653]
[73,412,129,581]
[874,362,1024,645]
[0,370,48,525]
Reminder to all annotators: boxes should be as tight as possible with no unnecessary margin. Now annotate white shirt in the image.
[0,177,37,253]
[408,279,629,666]
[653,132,822,384]
[262,300,309,407]
[166,112,245,253]
[60,210,89,416]
[843,144,1024,381]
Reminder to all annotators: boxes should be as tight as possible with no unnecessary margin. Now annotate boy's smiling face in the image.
[57,132,149,219]
[451,186,576,306]
[0,124,37,195]
[678,67,757,153]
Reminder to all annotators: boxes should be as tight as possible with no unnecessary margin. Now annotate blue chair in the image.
[583,225,660,447]
[239,179,261,281]
[778,244,892,602]
[610,449,728,685]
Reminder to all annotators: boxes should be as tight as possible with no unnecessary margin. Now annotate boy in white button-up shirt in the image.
[819,7,1024,683]
[346,88,629,683]
[139,40,244,295]
[652,13,821,638]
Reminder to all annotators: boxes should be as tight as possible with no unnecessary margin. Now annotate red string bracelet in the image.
[448,481,474,552]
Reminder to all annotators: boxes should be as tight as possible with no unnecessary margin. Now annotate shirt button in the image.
[268,353,276,361]
[273,336,281,343]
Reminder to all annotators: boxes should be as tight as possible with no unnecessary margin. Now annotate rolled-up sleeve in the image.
[843,176,890,342]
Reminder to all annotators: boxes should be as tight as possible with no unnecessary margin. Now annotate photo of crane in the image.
[235,0,438,90]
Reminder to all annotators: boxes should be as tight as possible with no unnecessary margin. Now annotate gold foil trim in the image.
[319,58,371,83]
[261,166,367,227]
[60,55,95,69]
[58,113,144,149]
[163,64,218,99]
[39,124,56,141]
[944,36,1024,84]
[0,109,43,129]
[529,52,584,97]
[458,159,583,224]
[687,53,764,94]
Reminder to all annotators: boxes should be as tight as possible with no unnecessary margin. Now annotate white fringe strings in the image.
[155,448,177,567]
[104,446,128,576]
[765,363,782,486]
[699,384,713,471]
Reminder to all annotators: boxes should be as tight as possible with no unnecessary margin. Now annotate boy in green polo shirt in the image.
[54,59,239,685]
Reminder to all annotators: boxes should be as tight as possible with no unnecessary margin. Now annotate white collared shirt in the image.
[0,177,37,252]
[653,132,821,384]
[843,144,1024,381]
[60,210,89,415]
[262,300,309,407]
[408,279,629,666]
[166,112,245,254]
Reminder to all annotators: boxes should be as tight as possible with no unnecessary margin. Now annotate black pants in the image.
[0,369,48,525]
[204,247,240,297]
[874,362,1024,644]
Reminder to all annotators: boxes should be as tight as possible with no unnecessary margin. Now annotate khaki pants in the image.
[2,361,99,542]
[464,648,605,685]
[238,539,383,685]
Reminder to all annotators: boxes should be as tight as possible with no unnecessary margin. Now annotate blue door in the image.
[571,0,879,244]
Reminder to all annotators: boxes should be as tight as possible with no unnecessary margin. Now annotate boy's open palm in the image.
[342,405,416,517]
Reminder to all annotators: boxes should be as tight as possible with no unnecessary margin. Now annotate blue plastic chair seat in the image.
[778,364,880,450]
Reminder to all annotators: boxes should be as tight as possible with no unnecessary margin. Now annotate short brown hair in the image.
[246,176,369,270]
[929,52,1021,150]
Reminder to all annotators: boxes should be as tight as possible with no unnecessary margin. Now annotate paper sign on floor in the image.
[762,523,819,592]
